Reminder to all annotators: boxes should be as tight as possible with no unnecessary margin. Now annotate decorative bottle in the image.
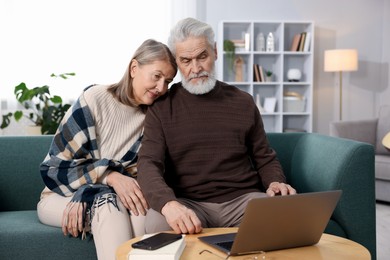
[256,33,265,51]
[266,32,274,52]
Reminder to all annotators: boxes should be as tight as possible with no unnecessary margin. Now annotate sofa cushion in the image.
[324,219,347,238]
[376,179,390,202]
[376,105,390,155]
[376,155,390,181]
[0,210,96,260]
[0,136,52,211]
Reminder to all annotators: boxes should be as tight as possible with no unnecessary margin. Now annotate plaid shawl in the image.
[40,85,142,208]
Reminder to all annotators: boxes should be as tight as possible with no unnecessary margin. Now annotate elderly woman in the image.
[37,39,177,260]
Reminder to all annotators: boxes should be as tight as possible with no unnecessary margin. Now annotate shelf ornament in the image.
[234,56,244,82]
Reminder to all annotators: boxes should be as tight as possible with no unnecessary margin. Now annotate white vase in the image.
[287,69,302,82]
[256,33,265,51]
[266,32,274,52]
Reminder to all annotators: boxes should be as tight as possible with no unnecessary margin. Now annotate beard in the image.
[181,68,217,95]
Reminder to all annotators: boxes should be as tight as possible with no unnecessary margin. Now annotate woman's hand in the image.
[62,201,85,237]
[106,171,149,216]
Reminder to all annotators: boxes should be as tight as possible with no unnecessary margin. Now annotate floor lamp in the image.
[324,49,358,121]
[383,132,390,151]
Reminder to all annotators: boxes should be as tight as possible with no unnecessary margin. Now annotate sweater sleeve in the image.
[137,105,177,213]
[248,108,286,189]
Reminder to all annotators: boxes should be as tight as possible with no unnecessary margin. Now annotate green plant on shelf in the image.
[223,39,236,73]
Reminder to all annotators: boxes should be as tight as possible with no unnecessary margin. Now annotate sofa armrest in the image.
[267,133,376,259]
[329,119,378,146]
[0,136,53,211]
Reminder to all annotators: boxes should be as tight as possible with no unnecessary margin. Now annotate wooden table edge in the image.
[116,227,370,260]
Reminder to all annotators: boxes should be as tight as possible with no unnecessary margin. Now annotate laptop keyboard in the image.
[216,241,233,251]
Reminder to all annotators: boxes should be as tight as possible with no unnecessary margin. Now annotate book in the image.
[254,64,261,82]
[298,32,306,52]
[244,33,250,51]
[290,34,301,51]
[259,65,265,82]
[303,32,311,52]
[128,234,186,260]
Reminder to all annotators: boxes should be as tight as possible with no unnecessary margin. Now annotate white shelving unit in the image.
[217,21,314,133]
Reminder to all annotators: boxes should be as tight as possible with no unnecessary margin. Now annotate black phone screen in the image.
[131,232,182,250]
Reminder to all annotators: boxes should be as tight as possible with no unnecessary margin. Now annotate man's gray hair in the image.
[168,17,215,56]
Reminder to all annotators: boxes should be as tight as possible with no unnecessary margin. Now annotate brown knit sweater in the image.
[138,81,286,212]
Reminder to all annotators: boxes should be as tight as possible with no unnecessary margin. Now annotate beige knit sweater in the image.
[40,84,145,199]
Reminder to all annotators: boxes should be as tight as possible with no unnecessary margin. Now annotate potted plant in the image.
[265,70,273,82]
[223,39,236,74]
[1,73,75,135]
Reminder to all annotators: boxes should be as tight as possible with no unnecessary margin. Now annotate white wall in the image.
[380,0,390,106]
[0,0,172,101]
[1,0,389,135]
[200,0,389,134]
[0,0,172,135]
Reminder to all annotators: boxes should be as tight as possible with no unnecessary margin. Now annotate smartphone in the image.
[131,232,183,250]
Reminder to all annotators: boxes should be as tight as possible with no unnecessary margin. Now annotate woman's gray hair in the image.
[168,17,215,56]
[108,39,177,108]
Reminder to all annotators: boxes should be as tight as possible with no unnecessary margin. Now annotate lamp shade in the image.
[324,49,358,72]
[383,132,390,150]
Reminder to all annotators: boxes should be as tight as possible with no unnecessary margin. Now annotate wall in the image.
[0,0,173,135]
[199,0,389,134]
[380,0,390,106]
[1,0,389,135]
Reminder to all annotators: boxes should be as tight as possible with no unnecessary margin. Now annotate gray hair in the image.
[108,39,177,108]
[168,17,215,56]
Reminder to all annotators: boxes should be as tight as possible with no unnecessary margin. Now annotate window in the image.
[0,0,172,101]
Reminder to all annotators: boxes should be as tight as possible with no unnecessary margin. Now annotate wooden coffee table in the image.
[116,227,370,259]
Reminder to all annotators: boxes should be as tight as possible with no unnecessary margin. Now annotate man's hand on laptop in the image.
[266,182,297,196]
[161,200,203,234]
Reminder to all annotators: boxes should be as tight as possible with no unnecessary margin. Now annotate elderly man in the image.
[138,17,296,235]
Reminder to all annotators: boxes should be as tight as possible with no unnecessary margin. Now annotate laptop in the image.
[198,190,342,256]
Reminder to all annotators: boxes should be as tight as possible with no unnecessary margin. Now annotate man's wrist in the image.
[161,200,178,215]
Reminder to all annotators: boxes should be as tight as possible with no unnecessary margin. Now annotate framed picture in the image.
[264,97,277,113]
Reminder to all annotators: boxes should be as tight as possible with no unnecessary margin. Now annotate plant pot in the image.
[26,125,42,135]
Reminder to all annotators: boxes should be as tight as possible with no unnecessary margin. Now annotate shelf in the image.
[218,20,314,133]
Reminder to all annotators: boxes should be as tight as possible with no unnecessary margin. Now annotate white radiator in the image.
[0,99,36,136]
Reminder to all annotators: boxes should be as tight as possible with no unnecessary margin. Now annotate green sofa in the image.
[0,133,376,259]
[0,136,97,260]
[268,133,376,259]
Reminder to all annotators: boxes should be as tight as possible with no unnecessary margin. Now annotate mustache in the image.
[188,71,209,80]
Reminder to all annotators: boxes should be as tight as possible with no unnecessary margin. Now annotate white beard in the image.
[181,69,217,95]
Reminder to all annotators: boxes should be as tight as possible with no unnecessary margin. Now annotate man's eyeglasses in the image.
[199,249,266,259]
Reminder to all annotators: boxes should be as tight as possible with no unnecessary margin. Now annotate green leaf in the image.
[14,110,23,121]
[223,40,235,53]
[51,72,76,79]
[14,82,28,102]
[50,95,62,104]
[1,113,13,129]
